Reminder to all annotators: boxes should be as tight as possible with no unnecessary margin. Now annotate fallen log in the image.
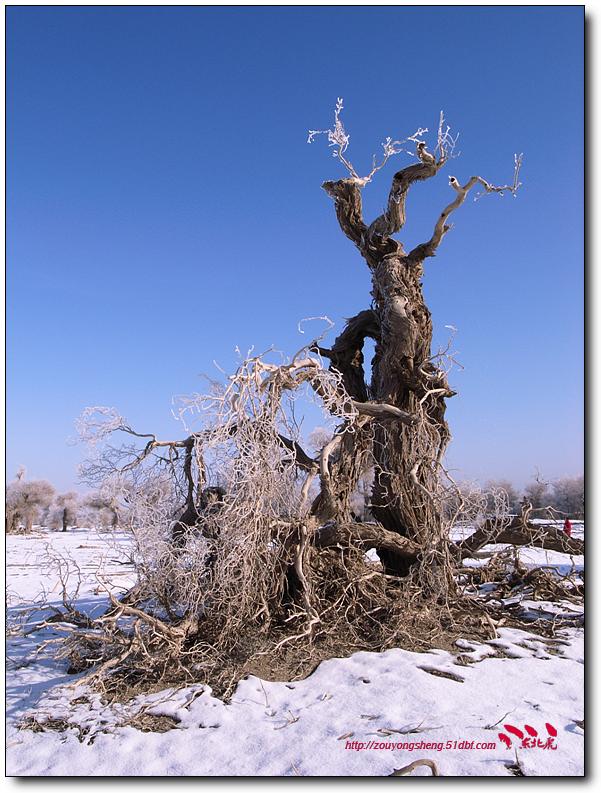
[457,517,584,558]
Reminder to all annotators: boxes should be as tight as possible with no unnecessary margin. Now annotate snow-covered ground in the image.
[6,527,584,776]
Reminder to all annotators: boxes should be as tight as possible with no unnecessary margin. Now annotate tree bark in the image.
[369,254,455,573]
[313,132,522,578]
[314,521,420,561]
[319,146,455,574]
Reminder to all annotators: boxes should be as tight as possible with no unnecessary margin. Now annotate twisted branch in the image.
[409,154,523,262]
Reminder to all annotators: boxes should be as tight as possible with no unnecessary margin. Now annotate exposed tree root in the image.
[29,533,579,706]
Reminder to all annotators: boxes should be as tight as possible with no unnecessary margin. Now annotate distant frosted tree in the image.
[48,492,80,532]
[81,491,120,529]
[6,477,55,533]
[6,488,20,534]
[523,476,549,510]
[6,467,27,532]
[307,426,333,453]
[551,475,584,516]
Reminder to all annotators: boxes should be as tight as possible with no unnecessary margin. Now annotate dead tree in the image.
[6,476,55,533]
[77,104,527,596]
[70,105,538,689]
[308,101,522,576]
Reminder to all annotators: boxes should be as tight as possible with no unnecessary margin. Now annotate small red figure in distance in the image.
[563,518,573,538]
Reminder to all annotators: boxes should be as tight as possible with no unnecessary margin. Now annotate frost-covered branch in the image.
[311,101,463,262]
[308,97,430,188]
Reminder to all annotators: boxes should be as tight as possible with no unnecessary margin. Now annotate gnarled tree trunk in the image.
[308,111,521,577]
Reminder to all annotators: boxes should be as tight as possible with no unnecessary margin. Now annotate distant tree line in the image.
[481,475,584,518]
[4,464,584,534]
[5,467,121,533]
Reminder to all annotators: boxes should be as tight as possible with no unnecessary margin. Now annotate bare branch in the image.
[314,521,421,560]
[390,759,440,777]
[350,400,416,424]
[366,139,443,246]
[311,100,450,260]
[408,154,523,261]
[277,434,318,473]
[309,97,429,187]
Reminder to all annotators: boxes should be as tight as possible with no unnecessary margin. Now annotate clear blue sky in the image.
[7,6,583,492]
